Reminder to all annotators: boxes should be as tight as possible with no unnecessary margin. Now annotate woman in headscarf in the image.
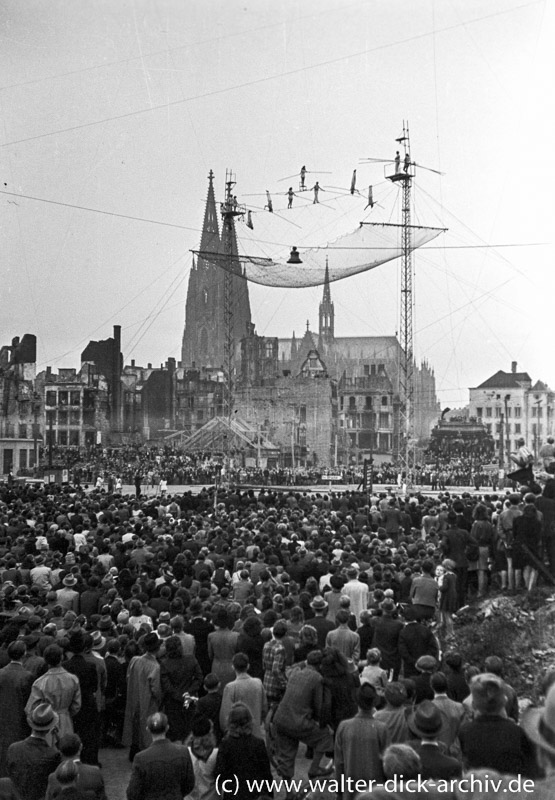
[215,703,273,800]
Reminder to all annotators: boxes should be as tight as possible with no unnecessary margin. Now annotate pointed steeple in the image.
[323,257,331,304]
[182,170,252,369]
[319,256,334,349]
[198,170,221,264]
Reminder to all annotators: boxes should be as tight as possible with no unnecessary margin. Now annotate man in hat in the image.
[459,673,535,776]
[7,702,61,800]
[407,700,462,780]
[309,596,335,649]
[412,655,438,704]
[126,712,194,800]
[26,643,81,741]
[0,641,33,776]
[30,555,52,590]
[56,573,80,612]
[334,684,389,799]
[123,632,162,760]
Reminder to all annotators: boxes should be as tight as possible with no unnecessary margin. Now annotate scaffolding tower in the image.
[219,171,246,426]
[387,122,416,485]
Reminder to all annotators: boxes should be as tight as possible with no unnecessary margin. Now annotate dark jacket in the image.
[398,623,439,677]
[215,733,273,800]
[459,715,536,776]
[371,615,404,672]
[7,736,61,800]
[46,761,106,800]
[126,739,195,800]
[442,527,476,568]
[410,741,462,780]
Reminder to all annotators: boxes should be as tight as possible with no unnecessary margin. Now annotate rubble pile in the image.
[451,590,555,701]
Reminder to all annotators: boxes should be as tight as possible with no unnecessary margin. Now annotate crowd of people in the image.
[1,474,555,799]
[22,443,508,491]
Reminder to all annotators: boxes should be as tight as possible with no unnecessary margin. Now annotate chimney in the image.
[46,366,52,377]
[112,325,122,433]
[131,359,135,368]
[147,363,152,369]
[511,361,517,374]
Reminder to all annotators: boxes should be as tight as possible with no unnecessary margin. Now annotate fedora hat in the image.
[408,700,443,738]
[522,683,555,758]
[310,596,328,611]
[63,574,77,587]
[29,702,59,732]
[90,630,106,650]
[97,615,113,632]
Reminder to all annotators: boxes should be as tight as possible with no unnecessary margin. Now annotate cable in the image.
[0,190,200,232]
[1,190,546,250]
[0,0,369,93]
[0,1,541,149]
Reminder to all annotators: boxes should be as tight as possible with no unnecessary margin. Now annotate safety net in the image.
[193,190,446,288]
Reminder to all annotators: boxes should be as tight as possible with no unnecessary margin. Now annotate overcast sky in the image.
[1,0,553,407]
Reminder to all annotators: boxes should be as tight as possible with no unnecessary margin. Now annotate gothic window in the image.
[199,328,208,355]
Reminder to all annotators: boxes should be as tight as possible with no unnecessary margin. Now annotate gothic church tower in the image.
[318,258,335,351]
[181,171,252,369]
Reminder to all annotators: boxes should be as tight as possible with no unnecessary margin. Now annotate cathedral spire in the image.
[319,256,334,348]
[198,169,220,260]
[182,171,252,369]
[323,256,331,304]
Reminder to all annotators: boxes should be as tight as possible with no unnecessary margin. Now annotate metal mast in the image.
[220,170,245,422]
[387,122,415,486]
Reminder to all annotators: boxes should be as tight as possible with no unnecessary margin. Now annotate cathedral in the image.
[179,172,440,467]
